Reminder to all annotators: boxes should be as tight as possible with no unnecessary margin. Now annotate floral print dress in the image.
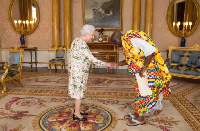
[68,38,105,99]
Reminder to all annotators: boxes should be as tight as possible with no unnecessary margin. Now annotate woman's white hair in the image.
[81,24,95,35]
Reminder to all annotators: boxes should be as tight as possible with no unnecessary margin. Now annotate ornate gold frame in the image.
[9,0,40,35]
[166,0,200,37]
[82,0,123,31]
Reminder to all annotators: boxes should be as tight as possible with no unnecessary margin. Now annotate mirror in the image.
[9,0,40,35]
[167,0,200,37]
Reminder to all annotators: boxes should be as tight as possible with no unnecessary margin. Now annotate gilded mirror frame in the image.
[167,0,200,37]
[9,0,40,35]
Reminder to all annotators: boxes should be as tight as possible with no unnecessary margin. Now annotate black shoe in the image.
[73,114,87,121]
[73,109,88,115]
[80,112,88,115]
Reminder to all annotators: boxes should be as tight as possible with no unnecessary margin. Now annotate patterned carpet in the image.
[0,72,199,131]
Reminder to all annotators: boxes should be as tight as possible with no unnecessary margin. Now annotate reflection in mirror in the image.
[172,0,195,35]
[167,0,200,37]
[9,0,40,35]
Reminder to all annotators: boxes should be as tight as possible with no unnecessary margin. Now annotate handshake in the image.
[104,62,119,68]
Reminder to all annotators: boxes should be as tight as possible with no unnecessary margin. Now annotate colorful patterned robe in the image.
[122,30,171,115]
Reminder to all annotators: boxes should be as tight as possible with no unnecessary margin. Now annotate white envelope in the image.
[135,71,152,96]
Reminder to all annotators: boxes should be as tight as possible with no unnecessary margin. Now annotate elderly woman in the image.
[68,24,113,121]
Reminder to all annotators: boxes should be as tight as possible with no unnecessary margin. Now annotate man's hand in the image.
[117,60,127,66]
[111,62,118,67]
[139,66,147,77]
[139,53,154,77]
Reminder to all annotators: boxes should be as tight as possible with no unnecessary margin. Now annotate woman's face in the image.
[85,31,95,42]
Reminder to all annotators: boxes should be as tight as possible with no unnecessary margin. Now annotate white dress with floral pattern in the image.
[68,38,105,99]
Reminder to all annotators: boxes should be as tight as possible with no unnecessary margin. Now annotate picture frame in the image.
[83,0,123,31]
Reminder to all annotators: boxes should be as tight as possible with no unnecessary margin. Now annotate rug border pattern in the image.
[166,85,200,131]
[7,90,135,99]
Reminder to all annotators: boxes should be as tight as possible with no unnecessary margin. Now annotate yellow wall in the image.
[0,0,200,51]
